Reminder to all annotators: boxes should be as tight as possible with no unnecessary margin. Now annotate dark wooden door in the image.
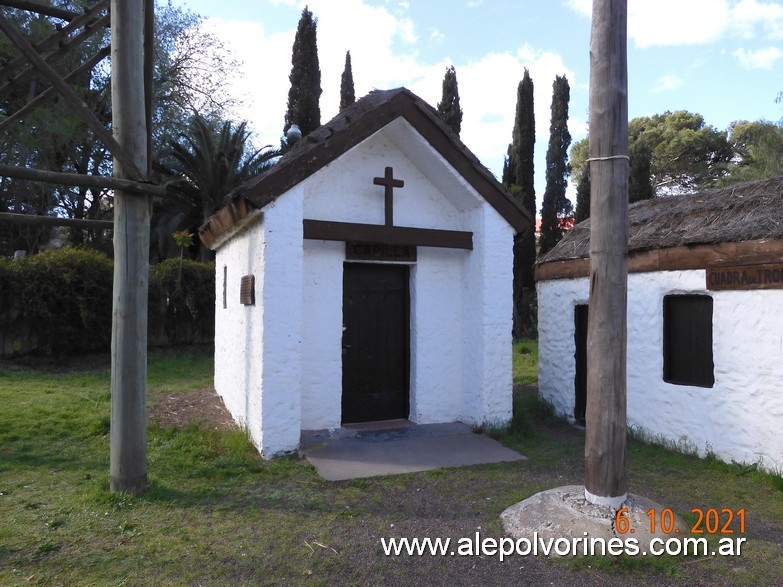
[342,263,410,424]
[574,304,589,426]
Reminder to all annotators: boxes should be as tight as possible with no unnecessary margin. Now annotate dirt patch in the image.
[150,386,238,432]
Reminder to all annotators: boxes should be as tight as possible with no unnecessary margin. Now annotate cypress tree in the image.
[574,165,591,222]
[339,50,355,112]
[436,65,463,136]
[284,6,322,142]
[503,69,536,337]
[539,75,572,256]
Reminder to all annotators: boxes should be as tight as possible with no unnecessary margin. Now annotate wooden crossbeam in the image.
[0,12,110,103]
[0,11,146,183]
[0,212,113,229]
[0,0,109,86]
[0,46,110,133]
[0,0,82,21]
[303,219,473,250]
[0,163,167,196]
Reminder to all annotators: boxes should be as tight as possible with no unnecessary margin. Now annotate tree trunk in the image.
[584,0,629,507]
[110,0,150,495]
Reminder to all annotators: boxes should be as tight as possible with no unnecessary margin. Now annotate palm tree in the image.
[158,115,279,259]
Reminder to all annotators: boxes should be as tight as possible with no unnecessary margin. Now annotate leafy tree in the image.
[283,6,322,142]
[539,75,572,256]
[502,69,535,337]
[718,120,783,185]
[161,115,279,259]
[571,134,652,223]
[152,2,242,155]
[436,65,462,136]
[629,111,731,193]
[339,50,355,112]
[0,2,111,254]
[569,110,732,196]
[0,1,240,256]
[628,140,654,203]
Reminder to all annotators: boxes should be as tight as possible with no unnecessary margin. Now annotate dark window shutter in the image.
[663,295,714,387]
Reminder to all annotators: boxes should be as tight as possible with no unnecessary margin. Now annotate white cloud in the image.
[567,0,729,47]
[202,1,578,181]
[565,0,591,17]
[451,46,577,176]
[733,46,783,69]
[429,28,445,44]
[732,0,783,39]
[629,0,731,48]
[653,73,684,92]
[567,0,783,48]
[202,0,422,147]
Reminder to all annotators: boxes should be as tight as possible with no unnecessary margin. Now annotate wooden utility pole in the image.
[109,0,149,494]
[584,0,629,508]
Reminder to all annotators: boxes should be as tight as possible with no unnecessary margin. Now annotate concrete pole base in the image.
[500,485,689,557]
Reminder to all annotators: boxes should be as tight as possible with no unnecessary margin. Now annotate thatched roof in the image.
[538,175,783,264]
[199,87,531,250]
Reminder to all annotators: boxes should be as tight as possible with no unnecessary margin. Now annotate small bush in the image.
[0,248,215,356]
[149,258,215,345]
[6,248,113,354]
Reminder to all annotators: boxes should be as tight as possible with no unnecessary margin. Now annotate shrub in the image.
[149,258,215,345]
[0,248,216,355]
[7,248,114,354]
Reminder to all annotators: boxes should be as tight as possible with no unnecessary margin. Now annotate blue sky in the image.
[170,0,783,212]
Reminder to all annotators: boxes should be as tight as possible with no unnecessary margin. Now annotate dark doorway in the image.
[574,304,589,426]
[342,263,410,424]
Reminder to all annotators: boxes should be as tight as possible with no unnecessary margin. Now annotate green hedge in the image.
[0,249,215,356]
[149,258,215,346]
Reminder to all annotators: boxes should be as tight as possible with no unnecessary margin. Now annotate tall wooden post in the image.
[110,0,149,494]
[584,0,629,507]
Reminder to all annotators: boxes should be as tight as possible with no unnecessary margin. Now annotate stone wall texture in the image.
[538,269,783,471]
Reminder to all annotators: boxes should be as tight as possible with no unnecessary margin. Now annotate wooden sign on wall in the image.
[706,263,783,290]
[346,241,417,262]
[240,274,255,305]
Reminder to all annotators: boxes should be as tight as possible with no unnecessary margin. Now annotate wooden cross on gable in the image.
[302,164,473,250]
[373,166,404,226]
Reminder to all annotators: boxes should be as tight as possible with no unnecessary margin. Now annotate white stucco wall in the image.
[297,123,514,431]
[538,268,783,471]
[214,215,265,448]
[461,205,515,426]
[409,247,464,424]
[300,239,344,430]
[214,190,304,457]
[215,119,517,453]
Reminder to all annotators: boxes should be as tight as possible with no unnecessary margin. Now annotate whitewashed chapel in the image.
[536,176,783,471]
[199,88,531,457]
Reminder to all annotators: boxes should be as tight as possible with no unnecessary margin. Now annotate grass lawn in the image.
[512,339,538,385]
[0,343,781,586]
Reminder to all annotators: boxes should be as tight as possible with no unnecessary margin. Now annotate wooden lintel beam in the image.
[0,163,167,196]
[0,12,146,183]
[303,219,473,250]
[0,212,112,229]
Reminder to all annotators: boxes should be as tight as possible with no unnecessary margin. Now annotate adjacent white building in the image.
[199,88,531,457]
[536,176,783,471]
